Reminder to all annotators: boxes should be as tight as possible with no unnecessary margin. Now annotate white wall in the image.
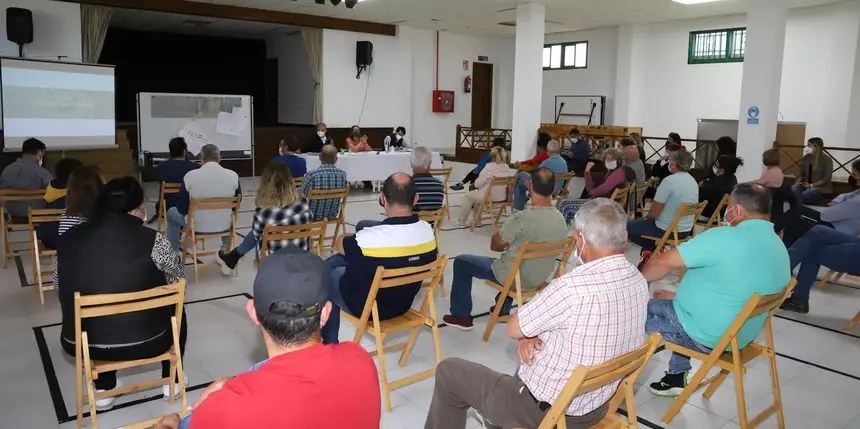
[0,0,81,60]
[266,32,315,124]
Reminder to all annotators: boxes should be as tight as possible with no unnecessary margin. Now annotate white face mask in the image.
[317,131,325,138]
[572,239,584,265]
[803,146,813,156]
[396,134,403,141]
[605,161,618,170]
[722,206,735,227]
[278,147,285,156]
[713,165,720,175]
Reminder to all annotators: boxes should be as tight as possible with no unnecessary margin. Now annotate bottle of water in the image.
[384,137,390,153]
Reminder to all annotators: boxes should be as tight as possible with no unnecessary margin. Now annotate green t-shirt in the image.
[674,220,790,349]
[654,172,699,231]
[492,206,569,289]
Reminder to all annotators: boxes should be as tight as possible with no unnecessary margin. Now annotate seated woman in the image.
[755,148,784,188]
[699,155,743,219]
[58,177,187,411]
[780,225,860,314]
[791,137,833,205]
[217,162,312,273]
[36,158,83,249]
[450,137,506,191]
[457,147,514,227]
[52,166,104,289]
[644,133,683,200]
[346,126,372,152]
[557,148,633,222]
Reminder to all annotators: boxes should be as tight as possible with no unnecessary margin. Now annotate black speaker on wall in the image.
[356,41,373,67]
[6,7,33,57]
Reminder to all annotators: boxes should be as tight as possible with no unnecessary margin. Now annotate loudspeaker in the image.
[356,41,373,67]
[6,8,33,46]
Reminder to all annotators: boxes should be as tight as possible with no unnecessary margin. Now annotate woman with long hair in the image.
[51,166,104,288]
[699,155,743,219]
[791,137,833,205]
[217,162,312,273]
[457,146,514,227]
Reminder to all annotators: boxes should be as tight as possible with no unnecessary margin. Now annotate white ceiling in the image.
[177,0,849,37]
[110,9,300,39]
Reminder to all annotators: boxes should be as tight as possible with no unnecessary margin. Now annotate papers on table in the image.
[216,105,248,137]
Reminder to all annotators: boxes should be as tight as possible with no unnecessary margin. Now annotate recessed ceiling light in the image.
[673,0,723,4]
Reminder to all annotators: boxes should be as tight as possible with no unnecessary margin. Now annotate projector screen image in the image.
[0,59,116,151]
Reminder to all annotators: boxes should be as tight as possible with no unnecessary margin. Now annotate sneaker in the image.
[216,249,241,275]
[443,315,474,331]
[450,183,465,191]
[648,372,689,397]
[94,380,123,411]
[162,375,189,400]
[779,298,809,314]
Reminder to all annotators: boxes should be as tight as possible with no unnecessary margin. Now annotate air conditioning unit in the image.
[432,90,455,113]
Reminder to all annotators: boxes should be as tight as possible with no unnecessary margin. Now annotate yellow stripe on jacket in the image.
[360,239,437,258]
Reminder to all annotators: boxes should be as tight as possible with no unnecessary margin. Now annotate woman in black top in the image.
[699,155,743,219]
[58,177,187,410]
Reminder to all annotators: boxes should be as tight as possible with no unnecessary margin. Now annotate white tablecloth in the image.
[301,151,443,181]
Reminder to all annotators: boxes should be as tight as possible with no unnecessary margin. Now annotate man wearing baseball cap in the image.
[154,246,381,429]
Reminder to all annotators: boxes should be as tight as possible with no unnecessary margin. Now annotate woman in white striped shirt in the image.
[52,166,104,289]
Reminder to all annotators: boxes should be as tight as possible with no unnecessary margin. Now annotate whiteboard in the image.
[137,92,253,159]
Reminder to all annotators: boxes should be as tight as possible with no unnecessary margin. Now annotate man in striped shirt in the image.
[410,147,444,212]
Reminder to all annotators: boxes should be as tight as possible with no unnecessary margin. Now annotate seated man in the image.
[149,137,200,224]
[774,159,860,247]
[384,126,412,150]
[425,199,649,429]
[166,144,241,250]
[512,140,567,211]
[780,225,860,314]
[562,127,590,174]
[642,183,790,395]
[272,135,307,178]
[322,173,437,344]
[301,144,348,221]
[627,149,698,262]
[621,140,646,185]
[444,168,568,330]
[153,247,381,429]
[0,137,52,221]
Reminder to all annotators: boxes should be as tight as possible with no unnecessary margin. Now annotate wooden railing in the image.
[774,142,860,180]
[640,136,719,170]
[456,125,512,150]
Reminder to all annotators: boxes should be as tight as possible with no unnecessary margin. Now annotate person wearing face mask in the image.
[791,137,832,205]
[642,182,790,397]
[650,133,683,181]
[346,125,371,152]
[272,135,307,178]
[561,128,590,174]
[0,137,52,222]
[57,177,189,410]
[698,155,743,220]
[305,123,329,154]
[557,148,634,222]
[383,126,411,151]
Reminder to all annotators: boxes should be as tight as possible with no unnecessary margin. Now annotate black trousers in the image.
[773,205,833,248]
[62,314,188,390]
[461,171,479,185]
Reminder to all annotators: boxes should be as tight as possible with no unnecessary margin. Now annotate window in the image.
[542,41,587,70]
[688,27,746,64]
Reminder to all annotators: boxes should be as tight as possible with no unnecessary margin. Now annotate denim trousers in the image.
[449,255,511,317]
[355,220,383,232]
[791,184,823,205]
[235,232,257,256]
[789,225,860,302]
[322,253,351,344]
[646,299,711,374]
[512,171,531,211]
[626,219,668,251]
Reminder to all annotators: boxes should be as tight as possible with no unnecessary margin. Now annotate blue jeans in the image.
[789,225,860,302]
[355,220,383,232]
[236,232,257,256]
[322,253,351,344]
[646,299,711,374]
[178,359,269,429]
[449,255,511,317]
[791,184,823,205]
[167,207,187,250]
[512,171,531,211]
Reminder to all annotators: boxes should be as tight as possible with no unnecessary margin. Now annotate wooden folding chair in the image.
[292,176,304,189]
[536,333,662,429]
[632,177,658,219]
[552,172,576,205]
[28,208,63,305]
[696,193,730,231]
[847,311,860,330]
[157,182,182,233]
[342,255,449,412]
[120,416,167,429]
[0,188,46,268]
[181,197,241,284]
[470,176,514,232]
[259,220,328,262]
[483,237,576,342]
[641,201,708,258]
[75,280,188,429]
[416,207,447,296]
[660,278,797,429]
[307,185,349,252]
[429,167,453,219]
[610,185,631,211]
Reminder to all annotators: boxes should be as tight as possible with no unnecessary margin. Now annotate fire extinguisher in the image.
[464,75,472,94]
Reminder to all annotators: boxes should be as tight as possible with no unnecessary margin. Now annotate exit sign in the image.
[478,55,488,61]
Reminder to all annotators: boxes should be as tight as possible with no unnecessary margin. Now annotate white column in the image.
[511,3,545,163]
[846,3,860,147]
[736,0,788,182]
[612,25,635,125]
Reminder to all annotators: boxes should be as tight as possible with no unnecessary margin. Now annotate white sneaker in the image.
[94,380,123,411]
[163,375,189,400]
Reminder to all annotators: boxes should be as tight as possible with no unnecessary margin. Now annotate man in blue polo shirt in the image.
[272,135,307,178]
[151,138,200,224]
[321,173,438,344]
[641,183,790,396]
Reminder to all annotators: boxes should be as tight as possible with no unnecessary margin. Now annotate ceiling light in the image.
[672,0,723,4]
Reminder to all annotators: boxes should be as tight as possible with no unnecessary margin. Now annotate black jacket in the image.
[305,135,328,153]
[699,174,738,219]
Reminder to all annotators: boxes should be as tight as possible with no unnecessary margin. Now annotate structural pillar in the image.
[845,2,860,147]
[613,25,636,125]
[736,0,788,182]
[511,3,545,163]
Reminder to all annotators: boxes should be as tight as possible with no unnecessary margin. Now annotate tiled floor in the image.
[2,161,860,428]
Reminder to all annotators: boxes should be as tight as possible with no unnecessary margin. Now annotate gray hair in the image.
[730,182,771,215]
[573,198,629,250]
[200,144,220,162]
[603,147,622,162]
[670,149,693,172]
[410,146,432,169]
[546,140,561,154]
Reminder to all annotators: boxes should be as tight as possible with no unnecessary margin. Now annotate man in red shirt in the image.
[154,246,381,429]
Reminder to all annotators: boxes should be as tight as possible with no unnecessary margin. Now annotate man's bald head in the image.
[382,172,416,210]
[623,145,639,162]
[320,144,338,164]
[530,167,556,198]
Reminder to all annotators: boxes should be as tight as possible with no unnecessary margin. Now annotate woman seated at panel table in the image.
[57,177,187,411]
[698,155,743,219]
[346,126,372,152]
[791,137,833,205]
[557,147,634,222]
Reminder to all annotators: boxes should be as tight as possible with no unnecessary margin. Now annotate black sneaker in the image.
[450,183,465,191]
[780,298,809,314]
[649,372,689,397]
[216,249,241,271]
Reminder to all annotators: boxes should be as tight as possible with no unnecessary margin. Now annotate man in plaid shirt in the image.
[424,199,649,429]
[301,144,348,221]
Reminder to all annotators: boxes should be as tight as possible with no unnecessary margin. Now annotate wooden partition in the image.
[539,123,643,145]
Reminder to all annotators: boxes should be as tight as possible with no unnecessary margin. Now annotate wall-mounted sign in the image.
[478,55,489,62]
[463,60,469,71]
[746,106,760,125]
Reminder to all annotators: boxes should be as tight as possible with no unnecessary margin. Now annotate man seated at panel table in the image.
[153,247,381,429]
[512,140,567,211]
[272,135,307,178]
[321,173,437,344]
[300,144,348,222]
[444,168,568,330]
[0,137,52,221]
[384,126,412,150]
[642,183,790,396]
[425,199,649,429]
[147,137,200,224]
